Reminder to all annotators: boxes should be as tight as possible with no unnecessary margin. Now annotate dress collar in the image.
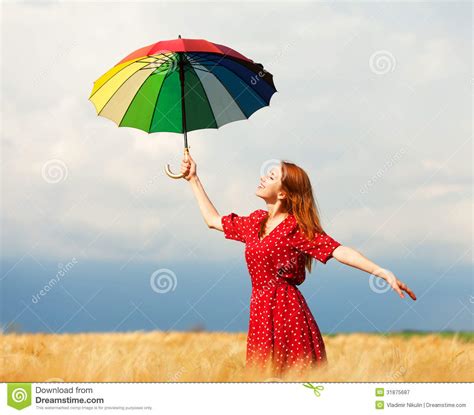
[256,209,298,237]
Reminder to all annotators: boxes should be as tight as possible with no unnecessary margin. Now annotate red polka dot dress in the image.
[221,209,341,374]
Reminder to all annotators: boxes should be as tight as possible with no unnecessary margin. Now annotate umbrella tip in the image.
[178,34,181,39]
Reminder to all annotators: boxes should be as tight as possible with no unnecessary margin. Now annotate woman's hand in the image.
[181,152,197,181]
[380,269,417,300]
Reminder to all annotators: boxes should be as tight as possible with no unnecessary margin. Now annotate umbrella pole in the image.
[165,48,190,179]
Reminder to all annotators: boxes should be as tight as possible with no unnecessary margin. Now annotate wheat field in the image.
[1,331,472,382]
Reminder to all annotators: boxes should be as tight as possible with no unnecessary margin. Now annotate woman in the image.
[181,153,416,374]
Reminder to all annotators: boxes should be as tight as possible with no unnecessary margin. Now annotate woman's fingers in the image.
[394,280,417,301]
[400,282,417,301]
[394,284,405,299]
[386,277,404,299]
[179,152,196,180]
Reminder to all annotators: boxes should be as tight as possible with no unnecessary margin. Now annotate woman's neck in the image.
[265,204,289,220]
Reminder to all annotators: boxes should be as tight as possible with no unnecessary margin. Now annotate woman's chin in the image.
[255,190,266,200]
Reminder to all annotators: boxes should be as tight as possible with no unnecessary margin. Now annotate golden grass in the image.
[1,332,472,382]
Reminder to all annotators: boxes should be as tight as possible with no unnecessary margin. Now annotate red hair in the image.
[258,160,327,273]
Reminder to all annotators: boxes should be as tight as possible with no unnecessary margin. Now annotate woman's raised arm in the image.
[181,152,223,231]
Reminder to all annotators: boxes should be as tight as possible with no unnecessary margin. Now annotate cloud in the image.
[1,1,470,267]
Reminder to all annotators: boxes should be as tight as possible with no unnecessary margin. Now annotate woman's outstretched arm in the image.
[332,246,417,301]
[181,152,223,231]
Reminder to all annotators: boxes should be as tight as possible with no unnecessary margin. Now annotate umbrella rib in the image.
[193,63,250,120]
[202,72,258,129]
[188,66,212,74]
[91,54,171,101]
[225,55,276,89]
[92,45,275,134]
[185,52,236,77]
[187,52,269,105]
[94,55,177,115]
[185,61,218,128]
[146,51,234,131]
[125,53,184,133]
[118,69,160,129]
[148,70,173,133]
[137,53,177,73]
[185,53,223,69]
[90,58,144,101]
[97,67,156,117]
[96,55,172,109]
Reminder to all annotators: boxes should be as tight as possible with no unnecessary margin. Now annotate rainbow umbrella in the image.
[89,35,277,179]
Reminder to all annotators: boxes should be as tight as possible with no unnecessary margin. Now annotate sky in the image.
[1,0,472,334]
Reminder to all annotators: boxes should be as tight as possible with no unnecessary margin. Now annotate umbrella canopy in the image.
[88,37,277,134]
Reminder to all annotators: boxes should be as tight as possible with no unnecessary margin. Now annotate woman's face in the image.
[256,164,285,202]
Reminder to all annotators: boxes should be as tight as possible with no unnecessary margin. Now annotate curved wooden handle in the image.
[164,147,190,179]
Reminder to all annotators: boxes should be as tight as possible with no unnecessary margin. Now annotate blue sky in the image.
[1,0,472,334]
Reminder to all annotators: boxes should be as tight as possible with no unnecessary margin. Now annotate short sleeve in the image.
[289,229,341,264]
[221,212,252,243]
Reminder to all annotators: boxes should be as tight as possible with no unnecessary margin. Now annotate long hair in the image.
[259,160,326,273]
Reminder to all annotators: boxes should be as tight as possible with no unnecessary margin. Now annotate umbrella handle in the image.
[164,147,190,179]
